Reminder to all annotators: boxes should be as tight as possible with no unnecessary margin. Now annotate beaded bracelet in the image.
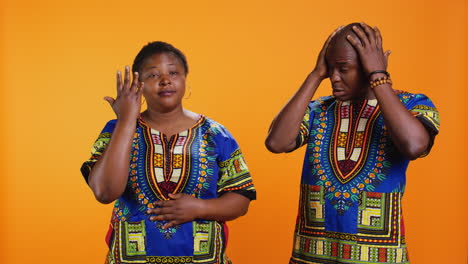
[370,76,392,89]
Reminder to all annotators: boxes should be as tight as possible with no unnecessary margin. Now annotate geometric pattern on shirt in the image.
[411,104,440,132]
[218,148,254,194]
[83,117,257,263]
[296,185,406,245]
[193,221,230,263]
[146,256,194,264]
[307,100,390,214]
[146,256,193,264]
[292,185,408,264]
[290,238,409,264]
[141,117,205,201]
[330,99,381,184]
[107,220,147,264]
[357,192,405,246]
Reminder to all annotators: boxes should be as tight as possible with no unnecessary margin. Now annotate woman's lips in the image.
[158,90,176,96]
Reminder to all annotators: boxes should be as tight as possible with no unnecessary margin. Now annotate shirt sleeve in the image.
[80,120,117,183]
[215,127,256,200]
[404,93,440,157]
[287,99,321,152]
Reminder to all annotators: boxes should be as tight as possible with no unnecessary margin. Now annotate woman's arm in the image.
[88,66,144,204]
[147,193,251,229]
[347,23,430,159]
[265,27,342,153]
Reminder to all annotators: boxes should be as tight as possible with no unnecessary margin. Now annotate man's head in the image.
[325,23,369,101]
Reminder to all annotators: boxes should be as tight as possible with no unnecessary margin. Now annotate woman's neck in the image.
[143,105,186,126]
[141,105,200,137]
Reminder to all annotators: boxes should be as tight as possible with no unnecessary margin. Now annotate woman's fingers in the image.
[116,71,123,94]
[148,205,174,215]
[162,220,179,230]
[131,72,139,93]
[104,96,115,106]
[123,65,131,91]
[138,81,145,97]
[151,214,176,222]
[117,66,141,96]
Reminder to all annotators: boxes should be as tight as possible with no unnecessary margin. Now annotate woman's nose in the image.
[159,74,171,86]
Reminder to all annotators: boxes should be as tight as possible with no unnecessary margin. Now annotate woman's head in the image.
[134,41,188,113]
[325,23,369,101]
[132,41,188,75]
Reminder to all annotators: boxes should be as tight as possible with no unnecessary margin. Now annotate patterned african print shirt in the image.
[81,116,256,264]
[289,91,439,264]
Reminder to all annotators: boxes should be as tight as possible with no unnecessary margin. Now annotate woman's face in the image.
[325,41,368,101]
[139,52,186,112]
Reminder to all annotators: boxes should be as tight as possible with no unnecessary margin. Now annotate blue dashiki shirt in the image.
[289,91,439,264]
[81,115,256,264]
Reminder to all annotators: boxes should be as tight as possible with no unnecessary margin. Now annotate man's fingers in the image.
[346,34,362,52]
[374,26,383,49]
[361,22,376,45]
[384,50,392,67]
[323,25,344,50]
[385,50,392,58]
[352,25,369,47]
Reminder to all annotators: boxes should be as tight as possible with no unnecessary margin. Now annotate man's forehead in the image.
[326,40,358,59]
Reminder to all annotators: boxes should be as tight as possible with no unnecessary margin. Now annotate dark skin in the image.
[265,23,430,159]
[87,52,250,229]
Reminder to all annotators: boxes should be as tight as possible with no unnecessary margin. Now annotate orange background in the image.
[1,0,467,263]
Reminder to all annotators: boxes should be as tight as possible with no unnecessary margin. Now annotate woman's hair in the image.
[132,41,189,75]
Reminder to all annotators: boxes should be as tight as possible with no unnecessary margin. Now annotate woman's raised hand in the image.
[346,23,392,76]
[104,66,144,123]
[312,25,344,80]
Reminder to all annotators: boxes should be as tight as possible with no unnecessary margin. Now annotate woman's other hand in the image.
[148,194,204,229]
[147,192,250,229]
[346,23,391,76]
[104,65,144,123]
[312,25,344,80]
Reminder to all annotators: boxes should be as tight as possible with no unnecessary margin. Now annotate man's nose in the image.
[330,69,340,82]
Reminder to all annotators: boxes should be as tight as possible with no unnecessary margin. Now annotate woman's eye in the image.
[170,71,178,76]
[147,73,159,78]
[339,67,348,72]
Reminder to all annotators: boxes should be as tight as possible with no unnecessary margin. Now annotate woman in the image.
[81,41,256,264]
[266,23,439,264]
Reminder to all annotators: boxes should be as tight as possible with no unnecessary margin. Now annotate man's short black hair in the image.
[132,41,188,75]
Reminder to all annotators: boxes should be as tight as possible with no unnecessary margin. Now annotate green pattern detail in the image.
[193,221,214,256]
[124,221,146,256]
